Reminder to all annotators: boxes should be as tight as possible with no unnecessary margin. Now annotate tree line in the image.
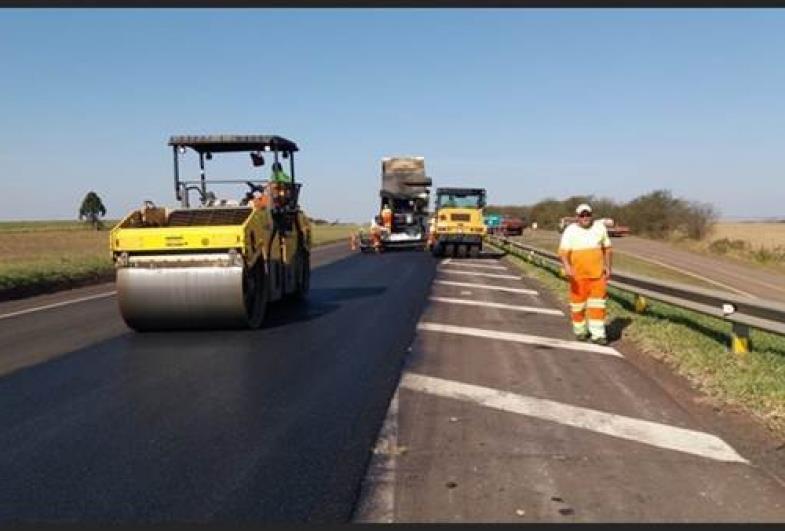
[486,189,718,240]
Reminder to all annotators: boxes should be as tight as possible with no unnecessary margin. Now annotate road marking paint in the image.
[439,269,521,280]
[429,297,564,316]
[613,250,757,298]
[401,373,747,464]
[459,290,473,296]
[417,322,622,357]
[441,258,453,265]
[353,387,400,522]
[440,262,508,271]
[0,291,117,321]
[434,280,538,295]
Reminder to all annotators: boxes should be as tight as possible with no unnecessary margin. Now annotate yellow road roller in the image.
[110,135,311,331]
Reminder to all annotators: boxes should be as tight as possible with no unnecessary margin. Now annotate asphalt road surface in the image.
[3,243,785,523]
[354,255,785,523]
[514,231,785,302]
[0,242,435,522]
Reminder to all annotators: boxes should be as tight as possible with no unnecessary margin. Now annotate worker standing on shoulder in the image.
[558,203,613,344]
[381,203,393,231]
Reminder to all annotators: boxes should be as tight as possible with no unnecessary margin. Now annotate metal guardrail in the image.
[487,235,785,353]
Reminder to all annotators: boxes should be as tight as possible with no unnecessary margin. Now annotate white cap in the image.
[575,203,592,215]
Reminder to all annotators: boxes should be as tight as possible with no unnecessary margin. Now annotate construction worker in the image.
[369,215,386,251]
[270,161,292,183]
[558,203,613,344]
[381,203,393,231]
[267,161,292,209]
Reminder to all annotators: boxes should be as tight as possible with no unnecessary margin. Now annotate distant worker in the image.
[381,203,393,231]
[558,203,613,345]
[370,215,386,251]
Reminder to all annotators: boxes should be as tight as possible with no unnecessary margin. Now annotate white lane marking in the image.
[613,250,757,298]
[0,291,117,321]
[459,290,473,296]
[353,388,400,522]
[440,262,508,271]
[441,258,453,265]
[401,373,747,464]
[435,280,538,296]
[429,297,564,316]
[439,269,521,280]
[417,322,622,357]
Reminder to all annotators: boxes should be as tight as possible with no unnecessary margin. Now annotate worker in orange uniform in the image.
[381,203,393,232]
[369,215,385,252]
[558,203,613,344]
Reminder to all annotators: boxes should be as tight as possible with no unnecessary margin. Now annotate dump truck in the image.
[428,187,487,258]
[500,216,524,236]
[110,134,311,331]
[357,156,432,252]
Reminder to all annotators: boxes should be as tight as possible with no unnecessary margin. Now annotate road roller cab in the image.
[110,135,312,331]
[430,187,487,258]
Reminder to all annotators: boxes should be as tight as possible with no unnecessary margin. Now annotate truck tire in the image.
[469,245,480,258]
[457,244,467,258]
[445,244,455,257]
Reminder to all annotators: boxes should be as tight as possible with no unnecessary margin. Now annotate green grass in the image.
[490,240,785,436]
[0,220,120,233]
[310,224,359,246]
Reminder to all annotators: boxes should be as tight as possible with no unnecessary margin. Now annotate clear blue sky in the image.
[1,8,784,222]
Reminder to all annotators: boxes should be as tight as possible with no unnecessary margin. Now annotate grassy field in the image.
[508,230,719,289]
[0,220,357,298]
[488,239,785,437]
[680,221,785,274]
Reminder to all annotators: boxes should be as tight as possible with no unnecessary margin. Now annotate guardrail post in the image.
[634,294,648,314]
[730,322,750,356]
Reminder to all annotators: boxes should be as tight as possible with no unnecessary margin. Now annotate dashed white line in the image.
[434,280,538,296]
[439,262,508,271]
[0,291,117,321]
[417,322,622,357]
[429,297,564,316]
[438,269,522,280]
[401,373,747,464]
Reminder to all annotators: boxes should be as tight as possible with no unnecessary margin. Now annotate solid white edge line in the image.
[614,250,758,298]
[0,291,118,321]
[352,387,400,522]
[417,322,623,357]
[434,280,538,295]
[429,296,564,316]
[401,373,747,464]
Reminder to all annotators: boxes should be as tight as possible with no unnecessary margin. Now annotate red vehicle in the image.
[500,216,524,236]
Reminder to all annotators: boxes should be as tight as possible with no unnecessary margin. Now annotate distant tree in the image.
[78,191,107,230]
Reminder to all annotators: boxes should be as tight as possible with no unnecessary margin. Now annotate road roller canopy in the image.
[169,135,299,154]
[170,133,301,207]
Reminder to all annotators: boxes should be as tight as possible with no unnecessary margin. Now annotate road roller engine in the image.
[110,134,311,331]
[428,187,487,258]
